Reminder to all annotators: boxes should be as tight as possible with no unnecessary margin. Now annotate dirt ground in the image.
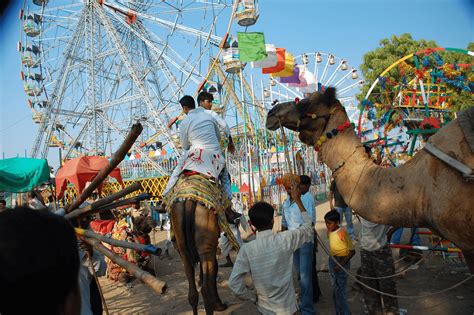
[100,201,474,314]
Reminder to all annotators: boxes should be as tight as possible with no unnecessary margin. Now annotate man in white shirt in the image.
[163,95,225,195]
[229,183,314,314]
[197,91,236,202]
[164,94,240,221]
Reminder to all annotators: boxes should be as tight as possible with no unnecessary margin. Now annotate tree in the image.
[357,34,472,114]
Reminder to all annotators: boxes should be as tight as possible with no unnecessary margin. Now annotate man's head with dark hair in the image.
[197,91,214,110]
[299,175,311,194]
[248,202,275,231]
[0,207,80,314]
[179,95,196,114]
[0,199,6,210]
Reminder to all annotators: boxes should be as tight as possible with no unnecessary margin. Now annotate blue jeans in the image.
[391,227,421,245]
[328,258,351,315]
[335,207,355,239]
[293,242,315,315]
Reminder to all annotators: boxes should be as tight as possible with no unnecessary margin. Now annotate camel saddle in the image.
[163,173,240,250]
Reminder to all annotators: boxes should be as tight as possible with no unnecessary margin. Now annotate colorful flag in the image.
[237,32,267,62]
[251,44,277,68]
[279,65,300,84]
[270,52,295,78]
[262,48,285,74]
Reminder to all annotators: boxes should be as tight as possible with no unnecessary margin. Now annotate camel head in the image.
[266,87,340,146]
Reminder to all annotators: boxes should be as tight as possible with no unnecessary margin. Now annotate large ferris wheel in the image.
[19,0,235,173]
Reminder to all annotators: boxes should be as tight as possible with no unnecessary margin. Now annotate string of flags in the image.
[228,32,318,93]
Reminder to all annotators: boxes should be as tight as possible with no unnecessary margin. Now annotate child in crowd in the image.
[324,209,355,315]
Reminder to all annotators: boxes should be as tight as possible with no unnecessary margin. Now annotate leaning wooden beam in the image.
[65,182,142,220]
[82,236,167,294]
[92,193,150,214]
[75,228,162,256]
[66,123,143,213]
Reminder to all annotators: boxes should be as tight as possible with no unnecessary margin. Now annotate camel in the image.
[165,174,232,314]
[266,87,474,272]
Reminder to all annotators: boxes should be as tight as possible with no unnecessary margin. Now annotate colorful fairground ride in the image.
[357,47,473,166]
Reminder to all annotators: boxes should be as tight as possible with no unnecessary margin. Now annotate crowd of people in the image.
[0,91,405,315]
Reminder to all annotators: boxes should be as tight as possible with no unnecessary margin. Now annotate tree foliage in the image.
[357,33,473,114]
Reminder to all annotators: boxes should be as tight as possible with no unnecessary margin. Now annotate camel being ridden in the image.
[266,87,474,272]
[164,173,239,314]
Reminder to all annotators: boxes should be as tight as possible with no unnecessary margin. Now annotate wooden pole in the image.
[66,123,143,213]
[83,236,167,294]
[75,227,162,256]
[65,182,142,220]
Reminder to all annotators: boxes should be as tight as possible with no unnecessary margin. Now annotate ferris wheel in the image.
[18,0,235,174]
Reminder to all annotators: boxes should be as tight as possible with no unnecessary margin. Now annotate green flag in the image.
[237,32,267,62]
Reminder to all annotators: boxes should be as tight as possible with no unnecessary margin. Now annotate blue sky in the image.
[0,0,472,166]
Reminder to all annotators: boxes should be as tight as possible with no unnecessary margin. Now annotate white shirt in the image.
[205,109,230,138]
[229,212,313,315]
[179,107,221,151]
[177,107,226,179]
[360,218,390,252]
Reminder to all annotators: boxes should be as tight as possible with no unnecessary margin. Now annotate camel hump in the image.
[458,106,474,153]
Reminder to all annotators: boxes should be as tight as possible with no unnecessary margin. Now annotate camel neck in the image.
[315,107,419,227]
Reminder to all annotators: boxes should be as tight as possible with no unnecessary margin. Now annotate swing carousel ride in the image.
[18,0,365,203]
[357,47,473,166]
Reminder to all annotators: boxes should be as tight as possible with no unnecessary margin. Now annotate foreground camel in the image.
[266,88,474,272]
[165,174,231,314]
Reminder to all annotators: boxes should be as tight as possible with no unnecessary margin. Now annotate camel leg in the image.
[171,202,199,314]
[195,204,227,314]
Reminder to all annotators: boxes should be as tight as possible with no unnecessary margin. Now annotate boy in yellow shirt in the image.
[325,209,355,315]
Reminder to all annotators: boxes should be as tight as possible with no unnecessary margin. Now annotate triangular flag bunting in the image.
[237,32,267,62]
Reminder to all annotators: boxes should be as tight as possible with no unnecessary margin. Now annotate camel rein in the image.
[316,233,474,298]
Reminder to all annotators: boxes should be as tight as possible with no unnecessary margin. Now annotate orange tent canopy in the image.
[55,156,124,198]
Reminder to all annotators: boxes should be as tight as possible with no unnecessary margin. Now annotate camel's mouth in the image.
[266,114,280,130]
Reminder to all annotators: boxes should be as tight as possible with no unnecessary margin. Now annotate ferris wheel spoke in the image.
[128,9,223,46]
[338,80,364,95]
[146,28,208,81]
[274,80,302,99]
[324,63,343,86]
[94,2,178,155]
[107,9,202,92]
[333,70,353,88]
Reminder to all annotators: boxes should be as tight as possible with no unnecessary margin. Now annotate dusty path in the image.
[100,202,474,314]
